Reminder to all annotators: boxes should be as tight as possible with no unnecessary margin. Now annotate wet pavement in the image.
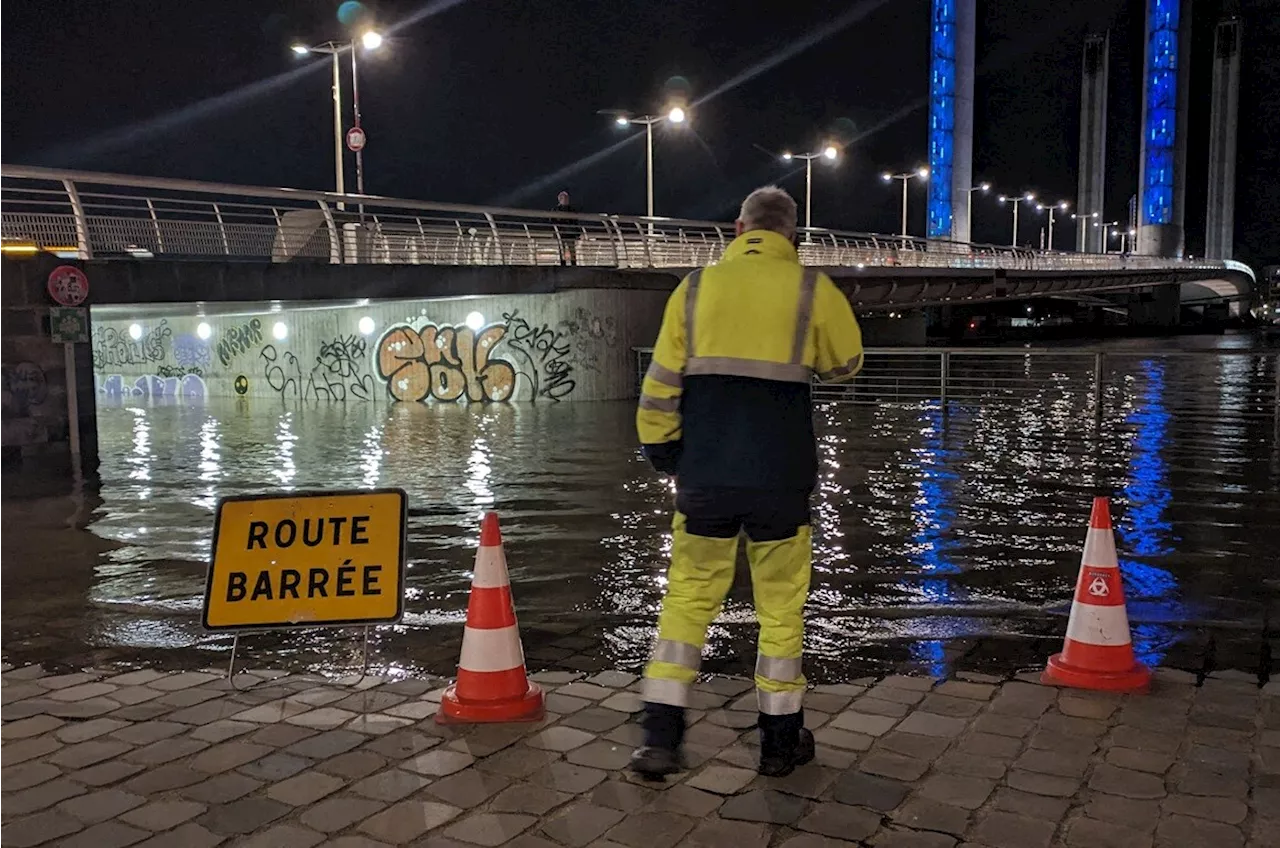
[2,340,1280,683]
[1,661,1277,847]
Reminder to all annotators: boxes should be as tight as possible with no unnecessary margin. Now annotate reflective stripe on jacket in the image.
[636,229,864,490]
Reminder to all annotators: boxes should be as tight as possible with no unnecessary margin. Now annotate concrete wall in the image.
[1,259,98,474]
[89,289,667,405]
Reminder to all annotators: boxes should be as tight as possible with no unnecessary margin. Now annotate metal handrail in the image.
[0,164,1255,287]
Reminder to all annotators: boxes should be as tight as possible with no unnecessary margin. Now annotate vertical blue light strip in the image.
[927,0,957,239]
[1142,0,1179,226]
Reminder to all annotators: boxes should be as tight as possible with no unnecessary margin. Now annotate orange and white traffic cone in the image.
[1042,497,1151,693]
[437,513,545,724]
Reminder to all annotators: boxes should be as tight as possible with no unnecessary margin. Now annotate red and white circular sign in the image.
[346,127,366,152]
[47,265,89,307]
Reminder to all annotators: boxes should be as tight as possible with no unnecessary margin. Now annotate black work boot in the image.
[757,710,815,777]
[630,701,687,780]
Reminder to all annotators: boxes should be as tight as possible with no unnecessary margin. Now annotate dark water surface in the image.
[4,338,1279,682]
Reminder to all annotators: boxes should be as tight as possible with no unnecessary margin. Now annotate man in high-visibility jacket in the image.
[632,185,864,779]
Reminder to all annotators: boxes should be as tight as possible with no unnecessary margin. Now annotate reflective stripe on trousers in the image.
[642,508,811,715]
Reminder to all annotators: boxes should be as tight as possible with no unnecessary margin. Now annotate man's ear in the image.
[734,220,745,237]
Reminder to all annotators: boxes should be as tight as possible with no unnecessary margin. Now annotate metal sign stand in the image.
[224,625,373,691]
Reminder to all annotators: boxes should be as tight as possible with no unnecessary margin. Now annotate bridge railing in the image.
[0,165,1250,281]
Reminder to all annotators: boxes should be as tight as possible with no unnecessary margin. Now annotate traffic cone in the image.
[1042,497,1151,693]
[437,513,545,724]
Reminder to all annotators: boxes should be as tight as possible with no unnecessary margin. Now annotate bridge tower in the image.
[1135,0,1193,258]
[1076,32,1109,253]
[1205,14,1241,260]
[926,0,976,243]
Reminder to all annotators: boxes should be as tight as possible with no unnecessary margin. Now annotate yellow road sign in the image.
[203,489,407,632]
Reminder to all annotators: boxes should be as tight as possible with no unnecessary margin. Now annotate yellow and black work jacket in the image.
[636,229,864,491]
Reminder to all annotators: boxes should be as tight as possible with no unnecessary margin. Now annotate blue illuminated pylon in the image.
[926,0,974,242]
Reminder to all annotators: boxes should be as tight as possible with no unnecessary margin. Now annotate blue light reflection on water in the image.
[1116,360,1185,667]
[903,402,980,676]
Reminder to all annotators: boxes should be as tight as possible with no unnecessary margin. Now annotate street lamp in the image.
[291,31,384,201]
[1070,211,1098,252]
[781,143,839,233]
[1094,220,1120,253]
[881,166,929,238]
[965,182,991,243]
[1111,227,1136,253]
[997,192,1036,247]
[604,105,688,221]
[1034,200,1070,251]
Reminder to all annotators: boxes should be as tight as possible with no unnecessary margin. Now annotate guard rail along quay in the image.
[0,165,1256,285]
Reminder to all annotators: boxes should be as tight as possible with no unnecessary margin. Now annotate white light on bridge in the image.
[129,323,143,340]
[361,31,383,50]
[273,321,288,341]
[465,311,485,331]
[196,322,212,340]
[358,316,376,335]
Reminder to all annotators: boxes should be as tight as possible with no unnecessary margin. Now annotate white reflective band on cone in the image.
[1064,602,1133,647]
[756,654,803,682]
[1080,528,1118,568]
[757,688,804,715]
[642,677,690,707]
[471,546,511,589]
[653,639,702,670]
[458,626,526,672]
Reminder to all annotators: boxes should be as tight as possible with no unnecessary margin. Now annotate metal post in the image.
[940,350,950,411]
[900,177,909,237]
[1093,351,1106,425]
[805,157,813,233]
[645,120,655,236]
[146,198,164,254]
[213,203,230,255]
[350,39,366,222]
[64,342,80,467]
[61,179,92,259]
[1047,208,1055,250]
[1011,202,1019,247]
[966,190,973,243]
[331,51,345,210]
[227,634,240,680]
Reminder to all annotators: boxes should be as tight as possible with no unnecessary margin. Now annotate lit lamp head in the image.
[291,44,310,55]
[980,182,991,192]
[881,172,893,182]
[916,166,930,179]
[667,106,686,124]
[361,30,383,50]
[822,145,838,161]
[615,115,630,126]
[782,152,794,162]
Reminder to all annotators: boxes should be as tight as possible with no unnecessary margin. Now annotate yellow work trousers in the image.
[642,496,811,716]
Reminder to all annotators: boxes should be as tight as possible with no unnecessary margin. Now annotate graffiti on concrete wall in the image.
[259,336,376,402]
[2,362,49,417]
[173,333,213,372]
[216,319,263,367]
[376,323,517,403]
[92,320,171,369]
[501,310,575,399]
[99,373,207,400]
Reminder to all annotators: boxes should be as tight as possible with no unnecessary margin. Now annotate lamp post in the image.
[881,167,929,238]
[782,144,839,234]
[1111,227,1136,253]
[965,182,991,243]
[1094,220,1120,253]
[292,31,383,204]
[606,106,688,223]
[1034,200,1069,251]
[1070,211,1098,252]
[997,192,1036,247]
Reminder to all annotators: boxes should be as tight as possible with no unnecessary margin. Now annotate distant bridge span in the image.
[1,166,1253,311]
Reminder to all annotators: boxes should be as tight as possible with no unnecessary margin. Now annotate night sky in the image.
[4,0,1278,267]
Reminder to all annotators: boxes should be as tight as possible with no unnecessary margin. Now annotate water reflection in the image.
[7,345,1275,681]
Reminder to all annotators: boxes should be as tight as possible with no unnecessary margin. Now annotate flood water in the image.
[4,337,1279,683]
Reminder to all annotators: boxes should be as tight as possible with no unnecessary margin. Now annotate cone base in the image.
[435,682,546,724]
[1042,652,1151,694]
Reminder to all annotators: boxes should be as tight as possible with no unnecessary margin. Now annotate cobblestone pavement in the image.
[2,662,1277,847]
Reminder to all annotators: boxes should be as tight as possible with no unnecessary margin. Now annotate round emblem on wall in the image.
[234,375,249,395]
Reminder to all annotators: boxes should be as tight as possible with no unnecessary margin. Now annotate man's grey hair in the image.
[738,186,797,238]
